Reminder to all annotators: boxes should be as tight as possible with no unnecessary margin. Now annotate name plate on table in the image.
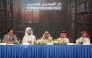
[67,43,90,45]
[22,43,32,45]
[0,43,6,45]
[0,43,16,45]
[47,43,53,45]
[67,43,74,45]
[83,43,90,45]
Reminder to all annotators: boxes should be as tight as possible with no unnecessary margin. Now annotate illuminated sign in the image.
[27,2,62,10]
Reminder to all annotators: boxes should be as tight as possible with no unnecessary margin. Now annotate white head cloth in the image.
[25,27,33,36]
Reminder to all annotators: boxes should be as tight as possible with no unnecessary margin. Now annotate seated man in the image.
[76,31,90,44]
[3,29,18,44]
[22,27,36,44]
[37,31,53,43]
[54,31,70,44]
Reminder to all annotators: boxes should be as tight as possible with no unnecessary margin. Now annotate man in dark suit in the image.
[3,29,18,44]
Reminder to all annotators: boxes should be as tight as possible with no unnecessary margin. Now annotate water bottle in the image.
[0,38,1,43]
[18,39,21,44]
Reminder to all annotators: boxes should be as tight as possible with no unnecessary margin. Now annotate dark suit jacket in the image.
[3,34,18,44]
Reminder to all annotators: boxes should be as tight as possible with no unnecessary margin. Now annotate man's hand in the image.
[28,41,31,43]
[6,40,12,44]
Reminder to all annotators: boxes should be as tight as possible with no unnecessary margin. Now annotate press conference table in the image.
[0,44,92,58]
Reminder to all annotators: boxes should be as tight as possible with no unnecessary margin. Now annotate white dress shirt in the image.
[76,37,90,44]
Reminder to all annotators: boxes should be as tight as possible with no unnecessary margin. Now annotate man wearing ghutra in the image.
[22,27,36,44]
[37,31,53,43]
[76,31,90,44]
[58,31,70,43]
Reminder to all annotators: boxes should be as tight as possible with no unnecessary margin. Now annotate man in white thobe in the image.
[22,27,36,44]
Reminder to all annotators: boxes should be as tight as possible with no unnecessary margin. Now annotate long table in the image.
[0,45,92,58]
